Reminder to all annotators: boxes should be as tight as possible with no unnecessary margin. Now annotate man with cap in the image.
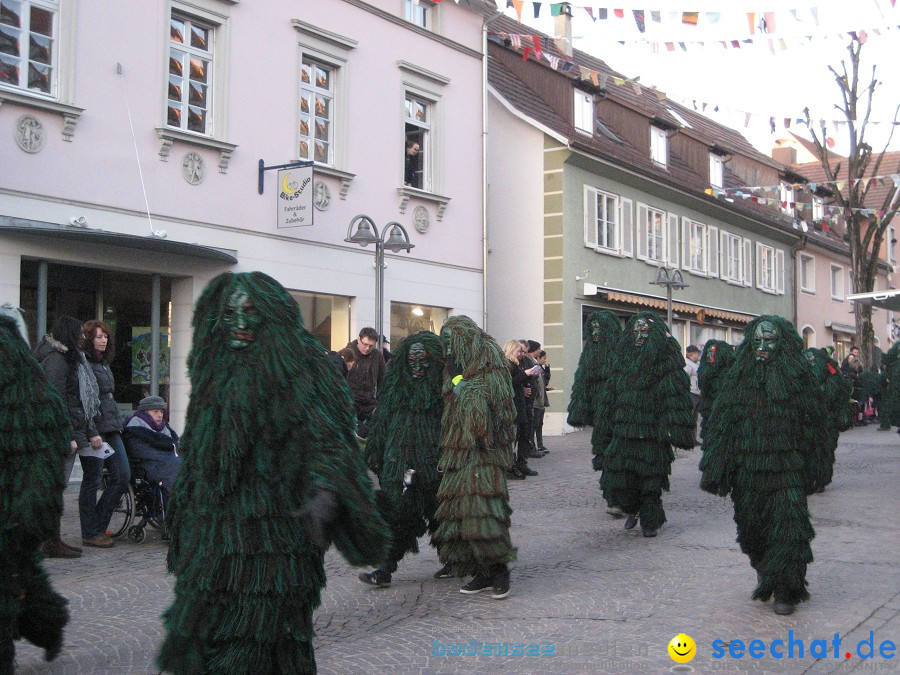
[122,396,181,496]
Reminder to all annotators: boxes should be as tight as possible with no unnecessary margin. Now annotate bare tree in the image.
[802,35,900,369]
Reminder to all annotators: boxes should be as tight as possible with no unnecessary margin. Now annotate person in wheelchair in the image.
[122,396,180,498]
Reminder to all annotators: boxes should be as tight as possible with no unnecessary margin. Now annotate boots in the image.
[41,538,82,558]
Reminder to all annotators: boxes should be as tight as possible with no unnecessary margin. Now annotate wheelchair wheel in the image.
[100,471,134,539]
[127,525,146,544]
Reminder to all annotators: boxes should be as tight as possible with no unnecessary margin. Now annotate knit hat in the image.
[137,396,167,412]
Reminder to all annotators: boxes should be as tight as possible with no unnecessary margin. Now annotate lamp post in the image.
[345,214,415,351]
[650,267,688,330]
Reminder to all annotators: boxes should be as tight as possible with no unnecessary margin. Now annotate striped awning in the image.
[604,291,755,325]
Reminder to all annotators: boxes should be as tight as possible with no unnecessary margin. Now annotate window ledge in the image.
[155,127,238,173]
[591,245,625,258]
[307,164,356,200]
[0,89,83,141]
[397,186,450,221]
[801,288,816,295]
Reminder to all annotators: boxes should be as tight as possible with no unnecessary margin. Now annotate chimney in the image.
[554,2,573,57]
[771,146,797,165]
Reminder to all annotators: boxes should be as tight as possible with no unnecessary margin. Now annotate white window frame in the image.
[399,62,447,195]
[812,196,825,221]
[719,231,746,285]
[0,0,57,96]
[167,12,215,136]
[682,218,710,276]
[888,226,896,266]
[574,89,593,135]
[756,243,783,294]
[403,0,437,30]
[299,56,335,165]
[830,263,844,300]
[780,183,794,215]
[799,253,815,293]
[650,126,668,166]
[636,203,668,265]
[583,187,621,255]
[709,154,724,188]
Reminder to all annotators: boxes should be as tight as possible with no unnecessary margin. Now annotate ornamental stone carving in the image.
[313,181,331,210]
[413,205,430,234]
[182,152,206,185]
[14,115,44,153]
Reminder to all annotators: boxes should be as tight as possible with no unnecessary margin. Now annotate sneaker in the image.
[538,446,550,454]
[525,448,546,459]
[358,570,391,588]
[460,574,493,594]
[82,534,114,548]
[624,514,638,530]
[433,564,453,579]
[506,468,526,480]
[491,569,511,599]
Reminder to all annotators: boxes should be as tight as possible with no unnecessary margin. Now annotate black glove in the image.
[296,490,338,551]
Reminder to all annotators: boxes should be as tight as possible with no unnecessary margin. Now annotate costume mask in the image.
[223,282,262,350]
[440,326,453,358]
[752,321,779,362]
[707,344,718,363]
[407,342,430,379]
[589,318,603,343]
[633,318,650,347]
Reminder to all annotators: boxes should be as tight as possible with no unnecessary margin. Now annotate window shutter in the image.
[719,230,728,280]
[744,238,753,287]
[621,198,633,257]
[667,212,680,268]
[755,243,763,289]
[707,226,719,277]
[637,204,648,260]
[775,249,785,294]
[682,219,691,272]
[584,188,597,249]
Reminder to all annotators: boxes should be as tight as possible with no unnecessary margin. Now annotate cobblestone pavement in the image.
[15,425,899,674]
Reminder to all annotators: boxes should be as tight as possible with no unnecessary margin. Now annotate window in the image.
[0,0,56,95]
[779,183,794,215]
[812,196,825,221]
[404,93,431,190]
[636,203,667,264]
[719,231,751,285]
[888,226,896,266]
[168,12,213,134]
[574,89,593,134]
[799,253,815,293]
[830,264,844,300]
[403,0,433,28]
[682,219,717,277]
[756,243,783,294]
[709,154,724,188]
[289,290,350,350]
[584,188,620,253]
[299,57,333,164]
[650,126,667,165]
[390,301,449,344]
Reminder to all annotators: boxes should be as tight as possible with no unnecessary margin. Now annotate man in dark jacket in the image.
[345,326,386,436]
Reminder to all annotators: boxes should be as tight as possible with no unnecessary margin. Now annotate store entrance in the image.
[21,260,173,414]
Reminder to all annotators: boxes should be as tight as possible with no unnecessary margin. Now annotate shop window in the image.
[389,301,448,345]
[289,290,350,350]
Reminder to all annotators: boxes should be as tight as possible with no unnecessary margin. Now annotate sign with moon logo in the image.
[277,166,314,228]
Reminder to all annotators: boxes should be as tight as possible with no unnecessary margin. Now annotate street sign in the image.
[276,165,313,228]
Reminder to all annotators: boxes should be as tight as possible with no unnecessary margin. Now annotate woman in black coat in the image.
[502,339,539,478]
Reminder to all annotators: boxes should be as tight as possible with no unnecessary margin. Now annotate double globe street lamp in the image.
[650,266,688,331]
[345,214,415,351]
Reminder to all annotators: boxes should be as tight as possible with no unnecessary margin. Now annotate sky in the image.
[507,0,900,160]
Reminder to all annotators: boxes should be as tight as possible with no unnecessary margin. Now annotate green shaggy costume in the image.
[700,316,828,613]
[361,331,445,584]
[567,310,621,429]
[0,313,69,674]
[696,339,736,439]
[597,312,695,536]
[805,347,853,490]
[882,341,900,428]
[432,316,517,585]
[158,272,388,674]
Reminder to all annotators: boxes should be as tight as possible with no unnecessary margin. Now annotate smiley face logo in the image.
[668,633,696,664]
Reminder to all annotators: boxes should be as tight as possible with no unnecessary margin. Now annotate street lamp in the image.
[650,266,688,330]
[345,214,415,351]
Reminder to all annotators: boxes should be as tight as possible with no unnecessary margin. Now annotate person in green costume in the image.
[881,341,900,431]
[157,272,388,674]
[0,307,69,673]
[432,315,517,600]
[805,347,853,492]
[597,312,695,538]
[696,339,736,440]
[358,331,448,588]
[567,311,621,429]
[700,316,829,616]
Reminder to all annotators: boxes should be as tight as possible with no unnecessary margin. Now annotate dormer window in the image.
[780,183,794,215]
[709,154,724,188]
[574,89,593,134]
[650,126,667,166]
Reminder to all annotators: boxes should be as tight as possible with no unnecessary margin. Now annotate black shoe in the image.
[525,448,546,459]
[460,573,492,594]
[539,446,550,453]
[641,527,657,538]
[773,601,795,615]
[606,506,625,518]
[491,568,510,599]
[624,514,638,530]
[433,564,453,579]
[506,468,526,480]
[517,462,538,476]
[358,570,391,588]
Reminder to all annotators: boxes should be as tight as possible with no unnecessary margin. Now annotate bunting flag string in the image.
[709,174,900,197]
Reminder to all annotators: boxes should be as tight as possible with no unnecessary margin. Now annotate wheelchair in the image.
[101,458,168,544]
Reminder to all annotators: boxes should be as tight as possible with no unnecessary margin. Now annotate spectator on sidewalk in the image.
[527,341,549,456]
[684,344,701,440]
[345,327,386,437]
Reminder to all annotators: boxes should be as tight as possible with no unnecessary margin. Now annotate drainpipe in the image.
[790,233,807,326]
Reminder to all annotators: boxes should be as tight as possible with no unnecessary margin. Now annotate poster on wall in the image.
[277,165,314,228]
[131,327,170,385]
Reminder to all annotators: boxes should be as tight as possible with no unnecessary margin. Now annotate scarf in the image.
[76,351,101,424]
[132,410,169,433]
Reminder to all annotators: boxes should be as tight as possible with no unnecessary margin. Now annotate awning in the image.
[847,289,900,312]
[604,290,755,324]
[825,320,857,335]
[0,218,238,264]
